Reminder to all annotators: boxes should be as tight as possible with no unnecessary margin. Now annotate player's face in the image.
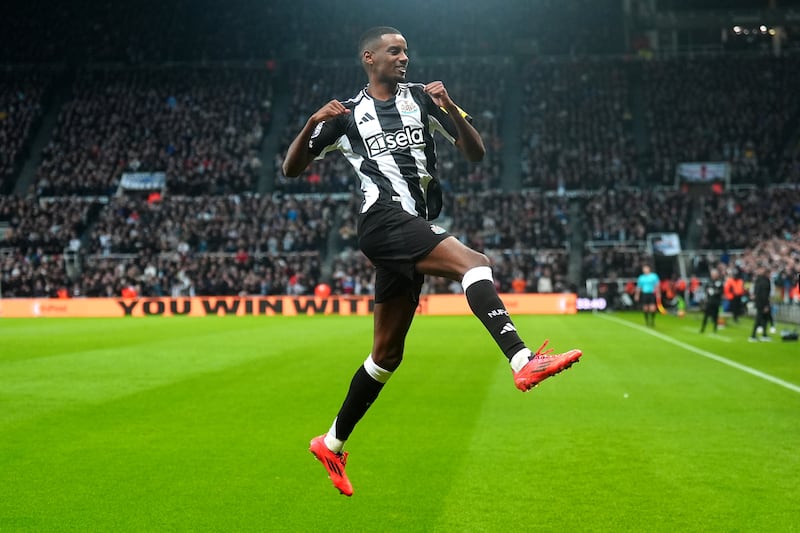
[366,34,408,84]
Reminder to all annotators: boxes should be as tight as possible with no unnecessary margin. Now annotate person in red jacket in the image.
[723,269,745,323]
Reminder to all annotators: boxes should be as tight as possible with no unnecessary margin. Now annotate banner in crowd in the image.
[119,172,167,190]
[0,294,577,318]
[675,162,729,183]
[648,232,682,256]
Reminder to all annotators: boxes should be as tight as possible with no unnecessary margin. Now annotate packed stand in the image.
[0,195,97,255]
[77,193,344,297]
[519,59,637,191]
[0,193,346,298]
[582,246,651,280]
[447,190,569,250]
[0,70,52,194]
[736,237,800,304]
[85,194,337,257]
[696,186,800,250]
[32,67,272,197]
[582,188,694,281]
[71,252,324,298]
[0,196,100,297]
[584,188,693,243]
[642,55,800,187]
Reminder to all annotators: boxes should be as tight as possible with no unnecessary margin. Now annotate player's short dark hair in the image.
[358,26,402,55]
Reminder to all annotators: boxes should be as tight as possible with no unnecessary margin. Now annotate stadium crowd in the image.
[0,70,51,193]
[33,67,272,197]
[85,194,337,256]
[1,188,577,297]
[0,196,95,254]
[520,59,637,191]
[1,3,799,304]
[584,188,692,243]
[697,186,800,250]
[642,55,800,187]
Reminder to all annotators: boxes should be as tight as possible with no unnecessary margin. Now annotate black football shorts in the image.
[640,293,657,306]
[357,201,451,303]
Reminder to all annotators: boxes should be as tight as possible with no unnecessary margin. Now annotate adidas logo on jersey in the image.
[364,126,424,157]
[358,112,375,125]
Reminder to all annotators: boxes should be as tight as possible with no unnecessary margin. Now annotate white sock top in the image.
[363,354,393,384]
[325,418,345,453]
[510,347,533,373]
[461,265,493,292]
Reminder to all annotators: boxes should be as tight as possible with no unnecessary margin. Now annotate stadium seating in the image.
[32,67,272,197]
[1,5,799,299]
[642,55,800,187]
[519,59,637,191]
[0,70,52,194]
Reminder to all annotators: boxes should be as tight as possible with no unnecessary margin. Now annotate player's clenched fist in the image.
[423,81,453,108]
[311,100,351,123]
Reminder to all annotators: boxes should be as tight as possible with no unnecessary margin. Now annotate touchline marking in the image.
[600,314,800,394]
[680,326,732,342]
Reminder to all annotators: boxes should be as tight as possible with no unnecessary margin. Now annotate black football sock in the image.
[333,365,385,442]
[464,278,525,361]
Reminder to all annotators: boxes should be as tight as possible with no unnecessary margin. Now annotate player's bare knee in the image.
[473,251,491,268]
[459,251,491,280]
[370,348,403,371]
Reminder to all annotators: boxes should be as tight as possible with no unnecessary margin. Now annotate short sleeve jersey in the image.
[307,83,468,219]
[637,272,660,294]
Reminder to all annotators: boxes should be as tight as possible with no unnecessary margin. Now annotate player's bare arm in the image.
[424,81,485,162]
[282,100,351,177]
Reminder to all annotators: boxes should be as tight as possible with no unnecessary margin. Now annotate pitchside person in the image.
[749,265,773,342]
[635,263,660,327]
[282,26,583,496]
[699,268,723,333]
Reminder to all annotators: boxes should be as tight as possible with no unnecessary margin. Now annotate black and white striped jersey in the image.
[307,82,470,218]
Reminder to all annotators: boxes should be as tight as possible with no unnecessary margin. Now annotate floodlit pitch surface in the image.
[1,312,798,532]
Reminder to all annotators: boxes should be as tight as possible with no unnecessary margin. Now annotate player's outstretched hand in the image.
[311,100,351,123]
[424,81,453,108]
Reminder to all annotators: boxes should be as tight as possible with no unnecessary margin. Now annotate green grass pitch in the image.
[1,312,799,532]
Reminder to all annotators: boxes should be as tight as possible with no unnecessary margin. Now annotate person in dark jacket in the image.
[749,266,772,342]
[700,268,724,333]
